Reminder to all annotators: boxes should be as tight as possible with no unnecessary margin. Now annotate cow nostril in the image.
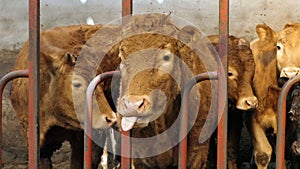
[245,98,258,108]
[105,117,116,126]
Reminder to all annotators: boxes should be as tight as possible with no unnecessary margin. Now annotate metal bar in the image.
[121,1,132,168]
[179,72,218,169]
[122,0,132,16]
[218,0,229,168]
[276,75,300,169]
[28,0,40,168]
[0,70,29,167]
[84,71,121,169]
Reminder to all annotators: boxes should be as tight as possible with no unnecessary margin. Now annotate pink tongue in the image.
[121,116,138,131]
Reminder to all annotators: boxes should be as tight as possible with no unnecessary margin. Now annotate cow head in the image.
[116,14,210,132]
[43,49,117,129]
[117,34,181,131]
[208,35,258,110]
[277,23,300,80]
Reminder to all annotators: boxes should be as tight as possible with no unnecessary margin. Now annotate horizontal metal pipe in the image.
[84,71,120,169]
[0,69,29,166]
[276,74,300,169]
[179,71,218,169]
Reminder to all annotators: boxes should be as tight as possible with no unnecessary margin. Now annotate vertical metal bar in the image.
[28,0,40,168]
[121,1,132,169]
[276,75,300,169]
[84,71,121,169]
[122,0,132,16]
[0,70,29,167]
[179,72,218,169]
[218,0,229,168]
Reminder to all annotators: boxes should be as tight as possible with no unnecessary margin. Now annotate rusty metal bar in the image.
[217,0,229,168]
[121,1,132,169]
[179,72,218,169]
[28,0,40,168]
[84,71,121,169]
[0,70,29,167]
[276,75,300,169]
[122,0,132,16]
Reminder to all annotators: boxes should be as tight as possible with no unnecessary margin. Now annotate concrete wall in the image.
[1,0,300,50]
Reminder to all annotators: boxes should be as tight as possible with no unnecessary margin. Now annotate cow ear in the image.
[256,23,276,41]
[64,52,77,66]
[178,25,202,44]
[284,23,295,29]
[238,38,250,47]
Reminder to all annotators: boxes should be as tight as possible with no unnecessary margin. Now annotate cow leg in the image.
[187,129,210,169]
[245,114,272,169]
[39,142,63,169]
[68,131,84,169]
[227,111,243,169]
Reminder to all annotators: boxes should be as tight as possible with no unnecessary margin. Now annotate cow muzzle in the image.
[118,95,152,131]
[280,67,300,79]
[236,96,258,110]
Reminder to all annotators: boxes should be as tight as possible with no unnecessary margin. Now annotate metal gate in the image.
[0,0,294,169]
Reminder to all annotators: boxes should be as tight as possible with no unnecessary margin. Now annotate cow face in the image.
[277,23,300,79]
[48,52,117,129]
[117,34,181,131]
[208,35,258,110]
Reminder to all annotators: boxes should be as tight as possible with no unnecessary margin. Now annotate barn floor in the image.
[0,49,290,169]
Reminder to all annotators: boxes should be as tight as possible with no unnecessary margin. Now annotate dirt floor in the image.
[0,49,291,169]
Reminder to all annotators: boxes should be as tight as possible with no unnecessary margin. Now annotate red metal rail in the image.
[84,71,121,169]
[28,0,40,168]
[218,0,229,168]
[0,70,29,167]
[276,75,300,169]
[121,1,132,169]
[179,72,218,169]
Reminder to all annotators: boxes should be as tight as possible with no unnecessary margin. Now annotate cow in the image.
[116,13,257,168]
[247,23,280,169]
[276,22,300,168]
[208,35,257,169]
[10,24,120,169]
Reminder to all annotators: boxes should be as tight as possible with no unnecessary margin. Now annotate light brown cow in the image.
[277,23,300,79]
[247,23,280,169]
[116,13,257,168]
[10,24,119,169]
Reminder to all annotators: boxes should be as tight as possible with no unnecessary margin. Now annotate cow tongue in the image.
[121,116,138,131]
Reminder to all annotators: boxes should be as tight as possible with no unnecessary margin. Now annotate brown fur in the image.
[10,24,120,169]
[117,14,256,169]
[247,23,280,169]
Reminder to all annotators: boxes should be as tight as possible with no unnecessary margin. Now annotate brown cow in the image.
[116,13,257,168]
[10,24,119,169]
[247,23,280,169]
[208,35,257,169]
[276,23,300,79]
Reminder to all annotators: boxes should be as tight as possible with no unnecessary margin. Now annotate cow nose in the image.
[236,96,258,110]
[280,67,300,79]
[124,95,151,114]
[105,115,117,126]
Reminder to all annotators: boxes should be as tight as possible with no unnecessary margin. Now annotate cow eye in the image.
[163,55,170,61]
[73,83,82,88]
[277,45,281,50]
